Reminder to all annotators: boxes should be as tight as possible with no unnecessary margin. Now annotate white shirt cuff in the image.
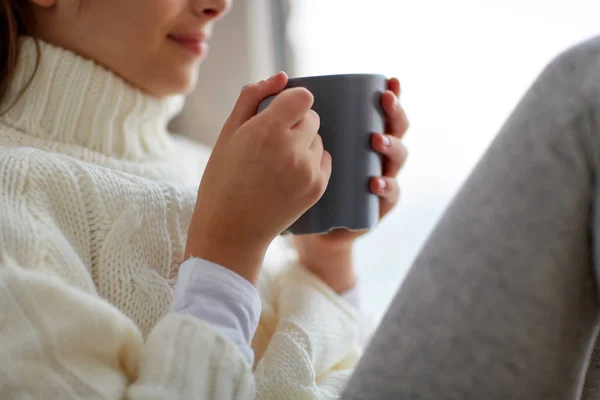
[171,257,261,364]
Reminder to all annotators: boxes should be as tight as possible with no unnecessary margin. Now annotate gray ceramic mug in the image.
[258,73,387,235]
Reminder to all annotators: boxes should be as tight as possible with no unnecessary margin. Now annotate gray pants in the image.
[343,36,600,400]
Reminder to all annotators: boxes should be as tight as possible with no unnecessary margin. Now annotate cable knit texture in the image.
[0,38,359,399]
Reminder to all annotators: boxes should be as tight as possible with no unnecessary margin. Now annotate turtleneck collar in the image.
[0,37,186,162]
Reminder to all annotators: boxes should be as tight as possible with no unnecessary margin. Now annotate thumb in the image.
[223,71,288,133]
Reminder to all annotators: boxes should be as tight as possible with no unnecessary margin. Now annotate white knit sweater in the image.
[0,38,359,399]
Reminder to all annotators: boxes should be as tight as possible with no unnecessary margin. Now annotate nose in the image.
[193,0,231,20]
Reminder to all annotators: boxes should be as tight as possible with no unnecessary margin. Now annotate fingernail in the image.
[378,178,387,191]
[267,71,283,81]
[380,134,391,147]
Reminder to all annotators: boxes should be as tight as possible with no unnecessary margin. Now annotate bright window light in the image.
[287,0,600,322]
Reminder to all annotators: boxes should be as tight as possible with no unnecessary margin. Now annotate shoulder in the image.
[0,145,93,211]
[0,145,141,190]
[0,146,89,202]
[0,147,95,283]
[0,145,84,178]
[0,147,109,231]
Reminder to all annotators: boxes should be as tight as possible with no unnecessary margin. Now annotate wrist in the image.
[184,232,268,286]
[296,242,357,293]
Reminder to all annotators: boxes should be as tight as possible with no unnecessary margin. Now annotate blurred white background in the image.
[287,0,600,323]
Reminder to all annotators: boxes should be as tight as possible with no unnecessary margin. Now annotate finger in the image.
[382,90,409,138]
[372,133,408,177]
[264,87,315,128]
[387,77,401,98]
[370,177,400,207]
[293,109,321,148]
[224,71,288,133]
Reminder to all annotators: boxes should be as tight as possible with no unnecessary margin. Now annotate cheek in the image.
[125,6,178,50]
[78,0,198,96]
[88,0,182,50]
[92,1,192,95]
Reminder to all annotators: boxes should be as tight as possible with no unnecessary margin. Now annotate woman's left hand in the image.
[293,77,409,293]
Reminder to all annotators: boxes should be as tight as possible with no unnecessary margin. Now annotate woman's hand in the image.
[293,77,409,293]
[185,72,332,285]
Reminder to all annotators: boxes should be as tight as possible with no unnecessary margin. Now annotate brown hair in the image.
[0,0,38,112]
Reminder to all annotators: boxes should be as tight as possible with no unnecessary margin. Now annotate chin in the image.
[166,64,201,97]
[147,68,199,98]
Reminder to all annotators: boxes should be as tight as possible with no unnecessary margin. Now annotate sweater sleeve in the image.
[254,260,362,399]
[0,151,254,399]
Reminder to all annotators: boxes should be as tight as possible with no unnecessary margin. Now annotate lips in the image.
[167,33,209,56]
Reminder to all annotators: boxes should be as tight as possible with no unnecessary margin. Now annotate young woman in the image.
[0,0,408,398]
[12,1,599,399]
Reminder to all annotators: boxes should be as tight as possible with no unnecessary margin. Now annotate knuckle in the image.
[297,157,316,181]
[289,150,329,201]
[390,139,406,158]
[295,87,315,103]
[397,145,408,165]
[390,102,403,118]
[312,133,323,149]
[285,148,303,170]
[294,167,314,195]
[308,110,320,129]
[323,150,332,168]
[288,87,314,108]
[389,181,401,202]
[307,177,325,200]
[401,110,410,130]
[314,175,328,197]
[310,164,330,197]
[240,83,259,99]
[322,151,332,174]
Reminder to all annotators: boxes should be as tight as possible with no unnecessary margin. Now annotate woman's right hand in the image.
[184,72,332,285]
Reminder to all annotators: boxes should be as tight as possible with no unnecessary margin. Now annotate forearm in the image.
[294,239,357,293]
[184,229,268,286]
[0,258,255,399]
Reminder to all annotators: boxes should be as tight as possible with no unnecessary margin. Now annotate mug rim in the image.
[287,73,387,81]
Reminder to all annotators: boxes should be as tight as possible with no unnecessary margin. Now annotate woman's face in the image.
[30,0,232,98]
